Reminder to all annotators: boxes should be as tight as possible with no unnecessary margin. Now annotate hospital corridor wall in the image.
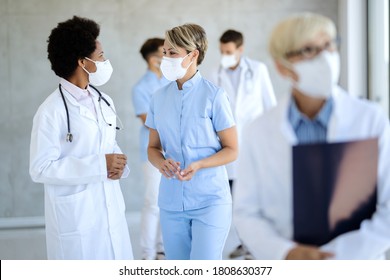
[1,0,386,260]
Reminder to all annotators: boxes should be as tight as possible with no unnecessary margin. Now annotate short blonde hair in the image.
[165,23,208,65]
[269,13,336,61]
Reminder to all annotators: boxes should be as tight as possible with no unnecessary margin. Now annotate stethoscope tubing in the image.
[59,83,121,142]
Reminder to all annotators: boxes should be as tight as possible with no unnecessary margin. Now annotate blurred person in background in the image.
[132,37,168,260]
[209,29,277,260]
[234,12,390,259]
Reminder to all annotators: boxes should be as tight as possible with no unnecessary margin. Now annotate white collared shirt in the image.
[60,78,97,119]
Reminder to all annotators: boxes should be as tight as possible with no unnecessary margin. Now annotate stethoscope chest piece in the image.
[66,133,73,142]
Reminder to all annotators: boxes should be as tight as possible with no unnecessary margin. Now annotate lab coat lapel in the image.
[273,96,296,238]
[219,70,236,106]
[326,86,346,142]
[235,58,248,115]
[278,95,298,145]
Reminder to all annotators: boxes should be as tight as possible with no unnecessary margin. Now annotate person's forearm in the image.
[197,146,238,169]
[147,147,165,169]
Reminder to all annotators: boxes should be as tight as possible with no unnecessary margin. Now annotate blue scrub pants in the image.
[160,204,232,260]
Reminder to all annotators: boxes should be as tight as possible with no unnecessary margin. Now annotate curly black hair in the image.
[47,16,100,79]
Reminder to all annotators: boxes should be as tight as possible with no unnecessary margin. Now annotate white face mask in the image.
[160,52,192,81]
[83,57,113,86]
[220,54,238,69]
[292,50,340,99]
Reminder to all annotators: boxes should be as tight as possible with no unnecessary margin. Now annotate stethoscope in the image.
[218,57,254,93]
[59,83,123,142]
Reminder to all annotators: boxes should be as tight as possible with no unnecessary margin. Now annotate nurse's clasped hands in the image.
[176,162,201,181]
[158,158,200,181]
[158,158,181,179]
[105,153,127,180]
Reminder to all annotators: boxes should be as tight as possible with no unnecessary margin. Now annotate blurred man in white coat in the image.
[209,29,276,259]
[234,13,390,259]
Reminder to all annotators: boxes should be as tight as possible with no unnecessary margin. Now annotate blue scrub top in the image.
[132,70,169,162]
[146,71,235,211]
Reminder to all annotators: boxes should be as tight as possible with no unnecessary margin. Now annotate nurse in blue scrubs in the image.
[145,23,238,260]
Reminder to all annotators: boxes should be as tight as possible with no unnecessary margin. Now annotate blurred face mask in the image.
[160,52,193,81]
[292,50,340,99]
[220,54,238,69]
[83,57,113,86]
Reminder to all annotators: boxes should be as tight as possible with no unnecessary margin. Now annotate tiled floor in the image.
[2,212,390,260]
[0,211,242,260]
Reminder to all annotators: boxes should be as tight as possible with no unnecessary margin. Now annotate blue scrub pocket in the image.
[186,117,219,148]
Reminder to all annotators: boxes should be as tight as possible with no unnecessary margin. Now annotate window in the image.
[368,0,390,117]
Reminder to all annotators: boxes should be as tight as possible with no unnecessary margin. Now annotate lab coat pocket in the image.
[54,189,96,234]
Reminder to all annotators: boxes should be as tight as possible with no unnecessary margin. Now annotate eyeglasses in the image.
[285,38,340,59]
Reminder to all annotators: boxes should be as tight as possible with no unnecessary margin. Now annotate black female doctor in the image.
[29,16,133,259]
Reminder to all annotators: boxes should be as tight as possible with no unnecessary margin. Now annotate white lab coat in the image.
[234,87,390,259]
[30,85,133,260]
[209,57,276,179]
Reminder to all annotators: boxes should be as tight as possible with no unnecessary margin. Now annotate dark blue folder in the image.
[293,138,378,246]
